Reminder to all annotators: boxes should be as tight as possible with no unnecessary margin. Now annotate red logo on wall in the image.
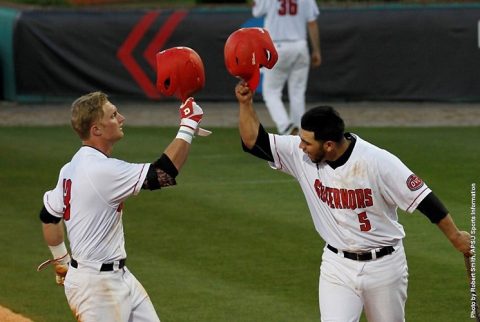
[406,174,424,191]
[117,11,187,99]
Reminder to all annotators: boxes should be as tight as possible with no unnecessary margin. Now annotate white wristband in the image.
[176,125,195,144]
[180,118,199,130]
[48,242,68,260]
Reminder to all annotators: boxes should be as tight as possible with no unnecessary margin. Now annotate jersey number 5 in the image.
[63,179,72,221]
[278,0,298,15]
[357,211,372,232]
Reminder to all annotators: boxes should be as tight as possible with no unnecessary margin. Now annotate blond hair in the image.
[71,91,108,140]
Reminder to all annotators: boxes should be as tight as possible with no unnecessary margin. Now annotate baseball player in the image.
[235,81,471,322]
[252,0,321,135]
[38,91,205,321]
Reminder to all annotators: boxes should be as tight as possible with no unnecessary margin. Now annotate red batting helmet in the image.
[156,47,205,102]
[224,27,278,91]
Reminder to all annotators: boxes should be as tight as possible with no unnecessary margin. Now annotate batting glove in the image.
[37,253,70,286]
[177,97,210,143]
[180,97,203,127]
[53,253,70,286]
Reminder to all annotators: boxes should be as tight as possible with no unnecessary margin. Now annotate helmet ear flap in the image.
[224,27,278,91]
[256,28,278,69]
[264,46,278,68]
[156,50,177,97]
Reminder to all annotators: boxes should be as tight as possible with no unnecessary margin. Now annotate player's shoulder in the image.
[270,132,301,145]
[74,146,122,170]
[352,134,378,151]
[269,132,303,156]
[351,134,390,160]
[352,134,402,166]
[57,161,71,178]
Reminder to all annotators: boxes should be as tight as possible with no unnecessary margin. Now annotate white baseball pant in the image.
[262,39,310,134]
[319,243,408,322]
[64,261,160,322]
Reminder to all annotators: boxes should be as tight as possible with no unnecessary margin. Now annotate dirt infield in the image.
[0,100,479,127]
[0,306,33,322]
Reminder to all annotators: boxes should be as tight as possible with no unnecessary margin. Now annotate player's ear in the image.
[91,123,102,137]
[323,141,335,152]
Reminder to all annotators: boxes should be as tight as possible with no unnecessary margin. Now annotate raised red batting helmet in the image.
[156,47,205,102]
[224,27,278,91]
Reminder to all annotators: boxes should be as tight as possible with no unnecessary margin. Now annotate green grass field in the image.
[0,125,477,322]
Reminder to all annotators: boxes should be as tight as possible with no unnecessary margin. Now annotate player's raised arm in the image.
[141,97,206,191]
[164,97,204,170]
[236,81,260,149]
[142,47,210,191]
[235,82,274,163]
[225,27,278,149]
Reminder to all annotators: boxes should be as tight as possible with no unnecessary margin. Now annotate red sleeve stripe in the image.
[45,194,63,217]
[132,164,147,194]
[272,135,284,170]
[406,187,430,212]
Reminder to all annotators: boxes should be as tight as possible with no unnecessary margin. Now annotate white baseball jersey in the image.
[252,0,320,42]
[268,133,431,251]
[43,146,150,263]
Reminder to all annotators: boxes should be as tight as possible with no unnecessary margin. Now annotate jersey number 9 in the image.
[63,179,72,221]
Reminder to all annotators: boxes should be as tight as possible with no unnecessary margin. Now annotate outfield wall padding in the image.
[0,8,19,101]
[7,6,480,102]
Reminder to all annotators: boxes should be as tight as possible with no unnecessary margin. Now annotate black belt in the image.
[70,258,126,271]
[327,244,395,261]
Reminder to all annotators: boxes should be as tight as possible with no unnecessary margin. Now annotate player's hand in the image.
[54,255,70,286]
[452,231,473,257]
[179,97,203,130]
[177,98,211,141]
[37,253,70,286]
[235,81,253,105]
[311,50,321,68]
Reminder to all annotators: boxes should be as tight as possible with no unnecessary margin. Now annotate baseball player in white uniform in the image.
[252,0,321,135]
[38,92,205,321]
[235,82,472,322]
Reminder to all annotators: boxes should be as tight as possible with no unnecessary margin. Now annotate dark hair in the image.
[301,106,345,142]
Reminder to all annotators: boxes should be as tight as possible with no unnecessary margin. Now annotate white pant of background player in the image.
[64,260,160,322]
[320,243,408,322]
[262,39,310,134]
